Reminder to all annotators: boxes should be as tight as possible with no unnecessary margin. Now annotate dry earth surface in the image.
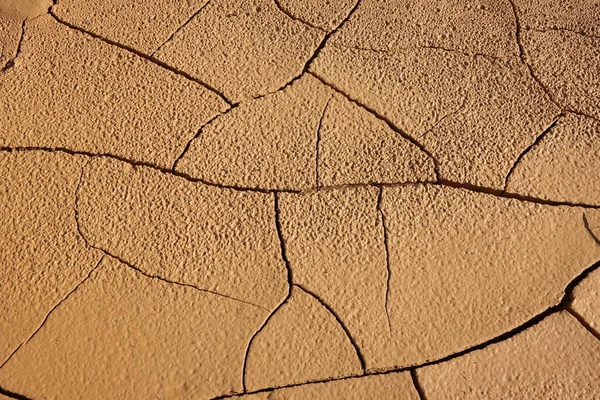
[1,0,600,399]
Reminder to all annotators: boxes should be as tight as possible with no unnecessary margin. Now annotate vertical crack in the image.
[0,256,104,370]
[295,284,366,373]
[1,20,26,72]
[377,187,392,335]
[583,213,600,247]
[410,369,427,400]
[315,95,333,189]
[150,1,211,57]
[503,114,563,193]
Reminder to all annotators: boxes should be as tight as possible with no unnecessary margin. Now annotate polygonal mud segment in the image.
[0,256,268,399]
[0,151,103,366]
[417,312,600,399]
[522,30,600,119]
[0,15,228,170]
[513,0,600,37]
[77,157,288,310]
[153,0,324,102]
[318,94,436,187]
[244,286,363,391]
[571,268,600,338]
[506,113,600,206]
[0,14,21,70]
[275,0,357,31]
[53,0,209,55]
[0,0,50,20]
[176,75,333,191]
[278,186,396,370]
[237,372,420,400]
[327,0,518,58]
[311,45,560,189]
[378,185,600,368]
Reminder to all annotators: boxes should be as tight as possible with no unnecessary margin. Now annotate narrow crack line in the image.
[74,165,267,311]
[566,307,600,342]
[376,187,392,335]
[294,284,366,372]
[215,259,600,399]
[273,0,325,32]
[3,147,600,208]
[437,179,600,209]
[564,108,600,124]
[315,95,333,189]
[48,11,233,106]
[309,71,441,181]
[172,105,237,172]
[1,20,27,72]
[410,369,427,400]
[418,94,468,139]
[0,386,32,400]
[503,113,564,192]
[506,0,562,109]
[274,193,293,291]
[0,255,105,370]
[150,1,211,57]
[525,26,600,40]
[241,293,292,392]
[0,146,293,194]
[583,213,600,247]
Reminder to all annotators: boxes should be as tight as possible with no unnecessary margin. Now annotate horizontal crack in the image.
[273,0,325,32]
[48,11,233,106]
[2,147,599,209]
[213,257,600,398]
[0,386,32,400]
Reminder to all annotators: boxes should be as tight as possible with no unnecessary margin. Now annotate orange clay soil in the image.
[1,0,600,399]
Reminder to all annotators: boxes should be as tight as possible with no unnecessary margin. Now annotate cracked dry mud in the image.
[1,0,600,399]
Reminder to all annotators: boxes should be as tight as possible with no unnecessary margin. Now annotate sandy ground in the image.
[1,0,600,399]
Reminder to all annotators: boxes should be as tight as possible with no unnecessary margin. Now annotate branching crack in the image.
[214,258,600,399]
[506,0,562,110]
[295,284,366,373]
[0,255,104,370]
[503,113,564,192]
[309,71,441,181]
[48,11,233,106]
[376,187,392,335]
[73,165,268,311]
[315,95,333,189]
[150,1,211,57]
[1,20,26,73]
[2,146,599,209]
[273,0,325,32]
[410,369,427,400]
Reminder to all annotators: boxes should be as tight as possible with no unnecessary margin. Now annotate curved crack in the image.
[214,258,600,398]
[48,11,233,106]
[295,284,366,372]
[503,113,564,192]
[73,165,269,311]
[273,0,325,32]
